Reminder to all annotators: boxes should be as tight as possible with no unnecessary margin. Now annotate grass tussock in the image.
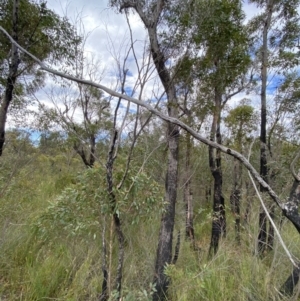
[0,154,300,300]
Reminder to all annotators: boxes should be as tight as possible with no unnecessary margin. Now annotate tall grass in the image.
[0,154,300,300]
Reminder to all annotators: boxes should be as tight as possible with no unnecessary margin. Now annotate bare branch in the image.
[0,25,284,209]
[248,141,298,267]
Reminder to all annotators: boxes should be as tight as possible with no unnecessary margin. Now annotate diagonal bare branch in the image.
[0,25,284,209]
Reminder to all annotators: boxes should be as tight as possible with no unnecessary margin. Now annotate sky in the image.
[8,0,277,140]
[42,0,261,92]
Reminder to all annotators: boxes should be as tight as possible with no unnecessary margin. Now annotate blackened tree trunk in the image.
[105,130,125,299]
[99,220,108,301]
[144,11,179,301]
[280,264,300,298]
[209,90,226,256]
[258,0,274,255]
[0,0,20,156]
[280,170,300,298]
[230,158,242,243]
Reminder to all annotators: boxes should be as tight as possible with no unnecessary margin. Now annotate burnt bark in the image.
[279,170,300,298]
[105,130,125,298]
[172,230,181,265]
[258,0,274,255]
[282,178,300,234]
[208,90,226,256]
[99,222,108,301]
[0,0,20,156]
[230,158,242,244]
[12,15,300,298]
[257,211,267,254]
[280,264,300,298]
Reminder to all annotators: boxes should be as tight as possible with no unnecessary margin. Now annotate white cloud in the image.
[11,1,279,136]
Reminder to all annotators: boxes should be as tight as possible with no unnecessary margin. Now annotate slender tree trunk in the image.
[279,176,300,298]
[153,121,179,301]
[209,90,226,256]
[0,0,20,156]
[147,24,179,301]
[184,132,194,244]
[230,158,242,244]
[109,3,179,299]
[99,219,108,301]
[258,0,274,255]
[105,130,125,298]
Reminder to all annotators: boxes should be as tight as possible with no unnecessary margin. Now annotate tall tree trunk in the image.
[184,132,194,244]
[230,158,242,244]
[258,0,274,255]
[153,120,179,301]
[209,90,226,256]
[105,130,125,299]
[147,22,179,301]
[0,0,20,156]
[110,3,179,299]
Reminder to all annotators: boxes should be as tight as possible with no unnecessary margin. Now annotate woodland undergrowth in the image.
[0,151,299,301]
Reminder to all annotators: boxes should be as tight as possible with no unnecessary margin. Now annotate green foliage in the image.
[248,0,300,69]
[34,164,165,240]
[0,0,81,100]
[0,0,80,63]
[224,102,257,149]
[170,0,250,93]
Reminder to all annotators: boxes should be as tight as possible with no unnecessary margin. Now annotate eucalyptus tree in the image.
[37,83,111,168]
[108,1,182,299]
[248,0,300,254]
[225,101,257,242]
[0,0,80,156]
[8,21,300,295]
[175,0,251,255]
